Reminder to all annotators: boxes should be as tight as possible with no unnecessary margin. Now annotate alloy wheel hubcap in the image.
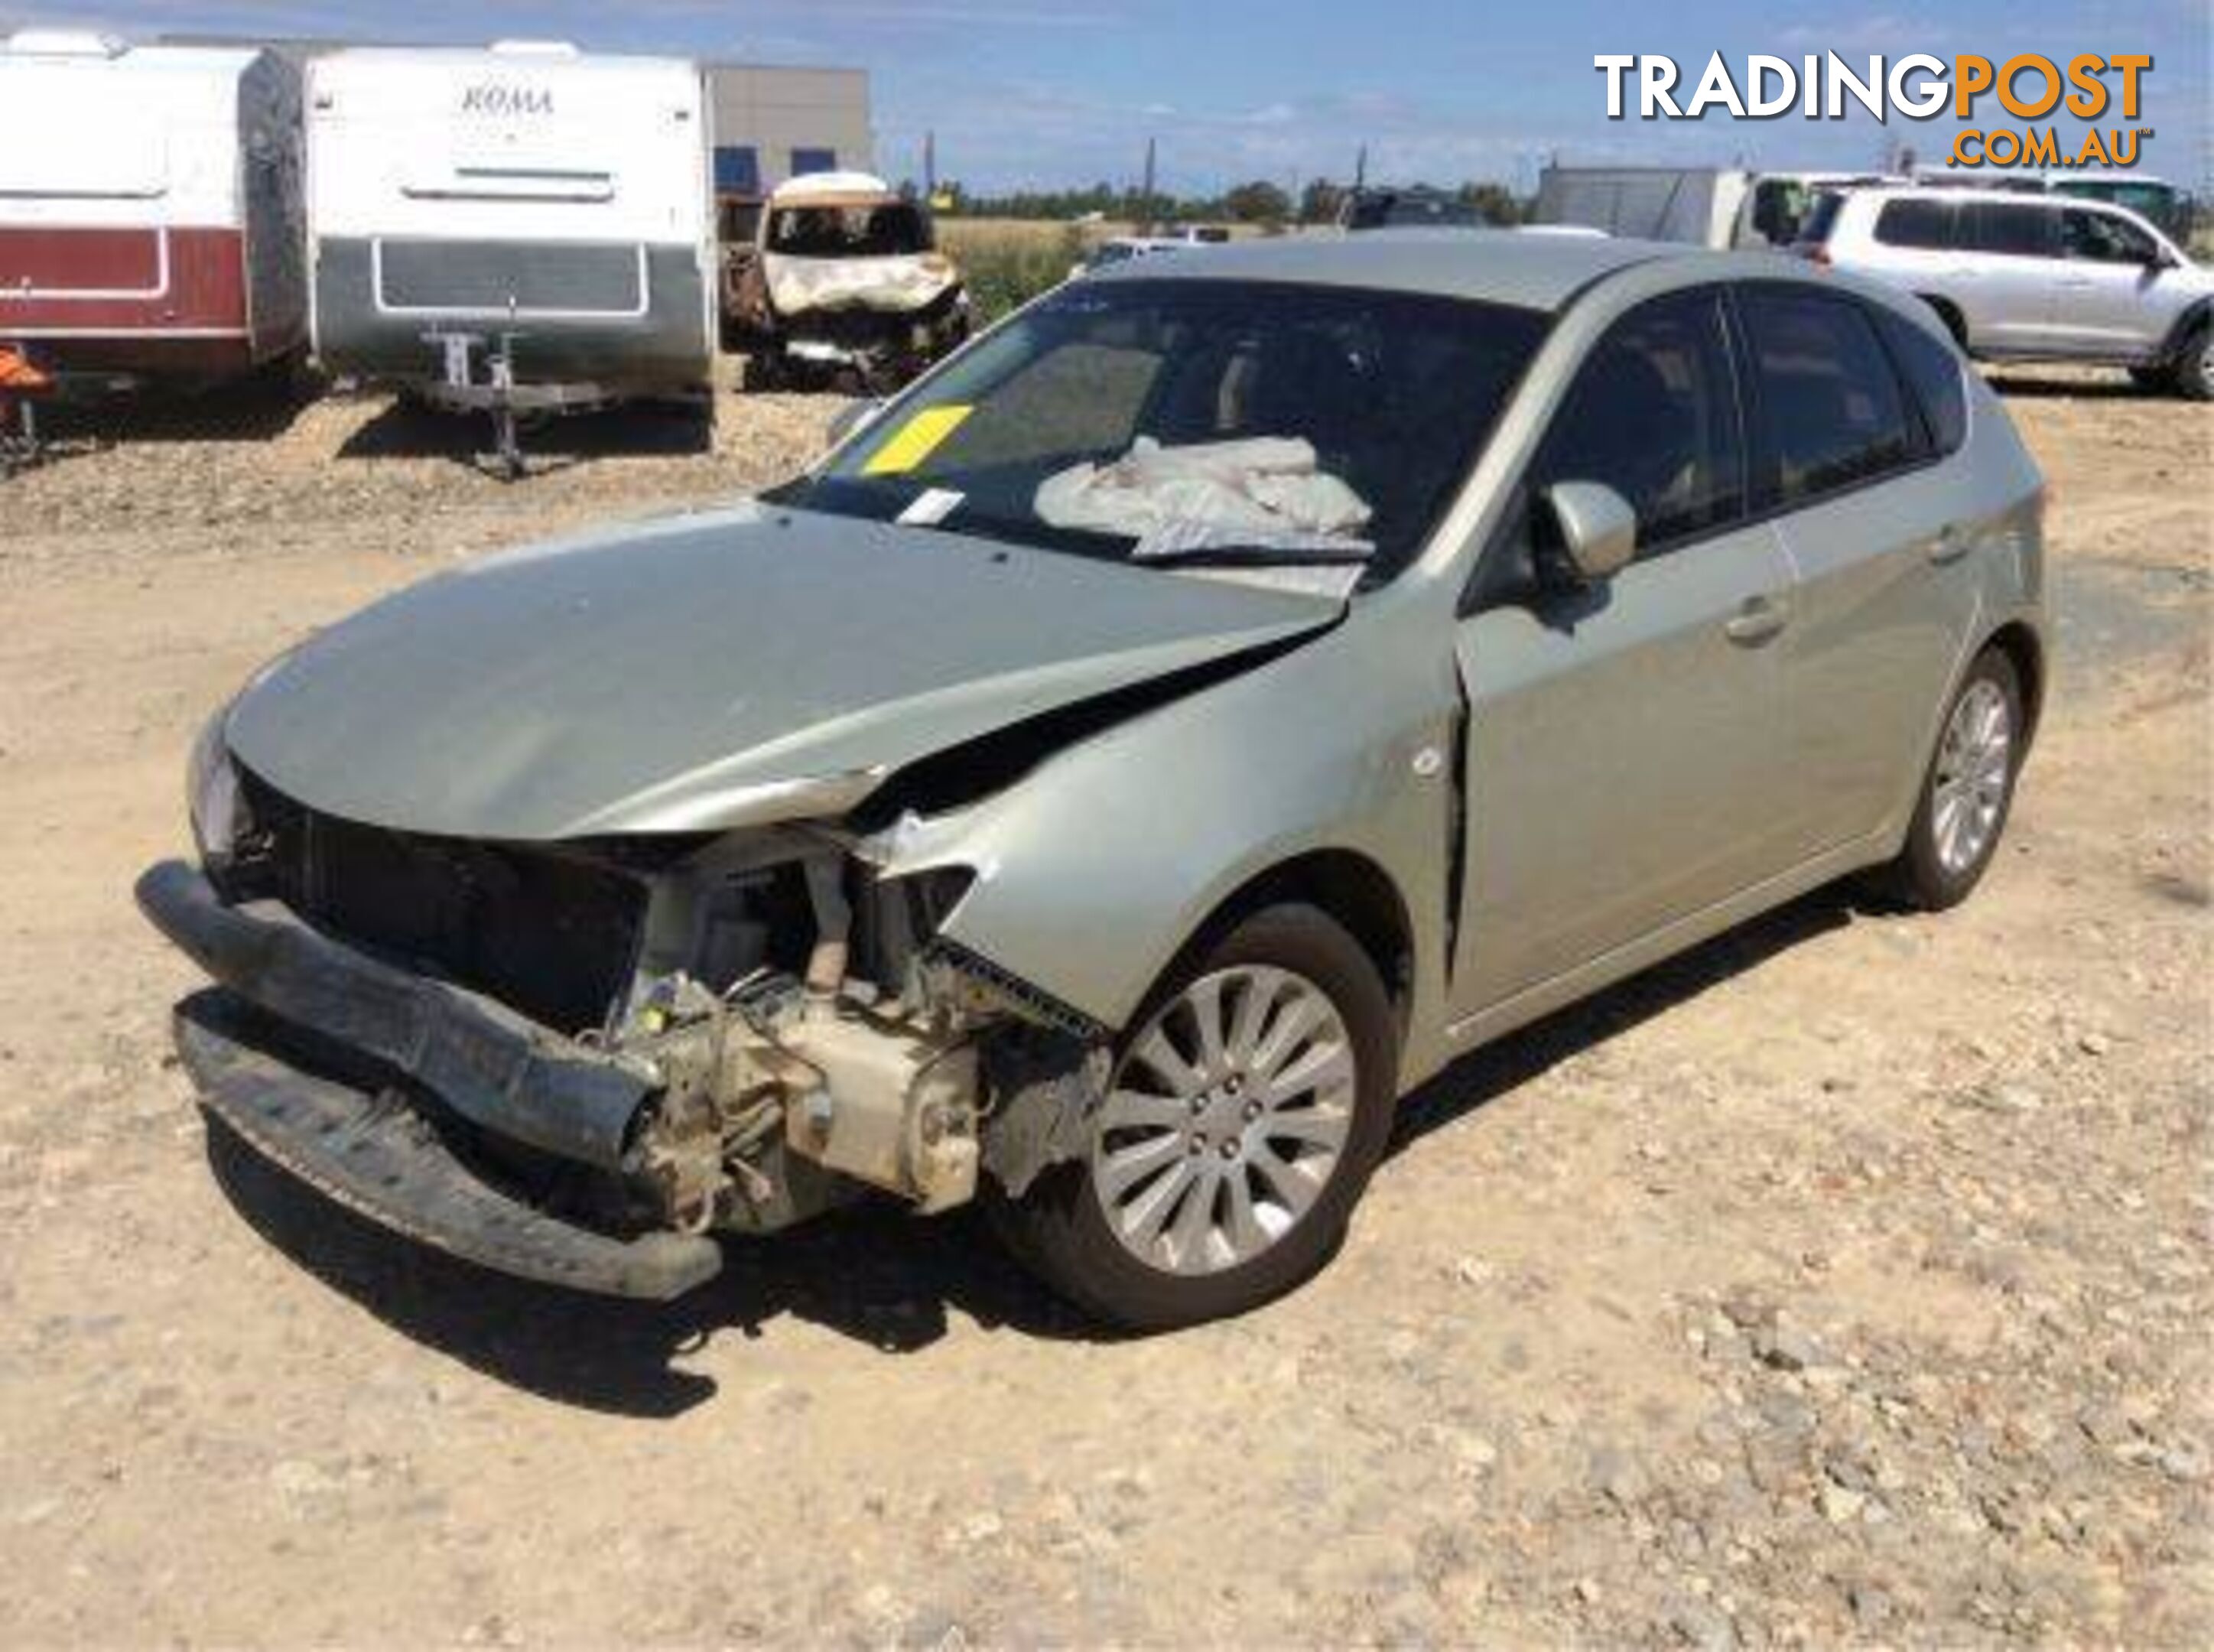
[1932,679,2014,875]
[1092,964,1356,1276]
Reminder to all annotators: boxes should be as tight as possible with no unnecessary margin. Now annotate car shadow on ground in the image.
[1389,889,1855,1152]
[204,884,1866,1418]
[333,395,713,473]
[205,1120,1096,1417]
[1985,371,2154,401]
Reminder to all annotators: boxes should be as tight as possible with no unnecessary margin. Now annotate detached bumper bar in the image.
[177,996,720,1300]
[136,860,723,1302]
[135,860,648,1171]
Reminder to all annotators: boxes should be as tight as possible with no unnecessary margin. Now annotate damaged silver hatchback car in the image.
[141,233,2047,1328]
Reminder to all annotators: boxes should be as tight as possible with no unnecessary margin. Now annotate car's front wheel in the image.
[994,905,1398,1330]
[1884,646,2024,911]
[2175,324,2213,402]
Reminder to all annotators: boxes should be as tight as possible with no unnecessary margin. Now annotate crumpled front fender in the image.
[876,602,1461,1046]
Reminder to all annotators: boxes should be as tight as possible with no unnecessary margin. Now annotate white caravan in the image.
[0,31,306,392]
[305,41,715,463]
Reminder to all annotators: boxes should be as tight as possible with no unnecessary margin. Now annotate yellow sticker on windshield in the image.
[860,405,973,476]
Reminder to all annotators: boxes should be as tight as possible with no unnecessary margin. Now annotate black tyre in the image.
[1919,297,1969,351]
[2174,325,2213,402]
[740,353,786,394]
[993,904,1398,1331]
[2128,364,2177,394]
[1883,648,2024,912]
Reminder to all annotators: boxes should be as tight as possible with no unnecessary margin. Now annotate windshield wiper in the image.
[1134,543,1375,568]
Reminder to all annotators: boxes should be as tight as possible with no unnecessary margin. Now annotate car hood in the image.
[224,501,1341,840]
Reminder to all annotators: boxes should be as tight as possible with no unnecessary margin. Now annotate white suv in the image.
[1799,187,2212,398]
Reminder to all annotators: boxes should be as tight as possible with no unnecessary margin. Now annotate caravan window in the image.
[405,165,615,203]
[791,147,838,175]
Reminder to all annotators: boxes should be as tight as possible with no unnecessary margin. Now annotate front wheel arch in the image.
[1982,620,2046,751]
[1166,848,1416,1035]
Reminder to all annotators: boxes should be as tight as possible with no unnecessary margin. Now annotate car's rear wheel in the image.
[994,905,1397,1330]
[1884,647,2024,911]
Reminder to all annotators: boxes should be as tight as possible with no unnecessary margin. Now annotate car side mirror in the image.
[825,397,884,447]
[1540,480,1638,586]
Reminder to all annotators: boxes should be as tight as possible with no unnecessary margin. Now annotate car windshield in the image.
[769,201,932,258]
[1347,191,1483,230]
[769,278,1546,587]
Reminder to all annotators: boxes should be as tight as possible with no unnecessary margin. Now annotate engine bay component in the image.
[779,1006,980,1213]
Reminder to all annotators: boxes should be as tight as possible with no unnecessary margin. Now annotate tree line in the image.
[912,179,1532,227]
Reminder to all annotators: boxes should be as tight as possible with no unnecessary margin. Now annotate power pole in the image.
[1140,136,1157,233]
[924,129,937,198]
[1354,144,1367,191]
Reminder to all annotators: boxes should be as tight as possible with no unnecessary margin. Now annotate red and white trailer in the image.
[0,32,307,395]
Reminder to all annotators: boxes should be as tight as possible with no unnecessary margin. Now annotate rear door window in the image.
[1874,197,1956,250]
[1739,288,1917,509]
[1962,200,2058,258]
[1530,288,1745,554]
[1872,307,1969,457]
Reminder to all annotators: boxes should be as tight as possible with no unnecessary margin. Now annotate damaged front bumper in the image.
[135,857,1038,1299]
[138,860,721,1298]
[138,860,655,1169]
[173,993,723,1299]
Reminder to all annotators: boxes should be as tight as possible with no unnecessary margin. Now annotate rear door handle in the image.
[1926,524,1972,564]
[1724,594,1790,646]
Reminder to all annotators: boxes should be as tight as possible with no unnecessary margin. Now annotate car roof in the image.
[1852,184,2116,213]
[1085,228,1720,313]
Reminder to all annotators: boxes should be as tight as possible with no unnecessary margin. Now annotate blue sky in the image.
[11,1,2208,195]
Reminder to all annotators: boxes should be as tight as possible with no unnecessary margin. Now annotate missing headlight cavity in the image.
[630,833,974,1012]
[223,766,654,1037]
[852,625,1332,829]
[584,822,1100,1237]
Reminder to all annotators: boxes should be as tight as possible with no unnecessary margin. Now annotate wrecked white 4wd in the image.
[729,171,970,394]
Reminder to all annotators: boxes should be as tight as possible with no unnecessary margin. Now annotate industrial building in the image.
[704,64,874,197]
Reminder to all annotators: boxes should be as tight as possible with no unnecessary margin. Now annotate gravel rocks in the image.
[0,369,2206,1646]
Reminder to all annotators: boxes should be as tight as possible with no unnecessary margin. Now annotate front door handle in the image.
[1723,593,1790,646]
[1926,524,1972,564]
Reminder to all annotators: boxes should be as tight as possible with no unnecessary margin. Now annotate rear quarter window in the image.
[1874,197,1956,250]
[1739,288,1917,509]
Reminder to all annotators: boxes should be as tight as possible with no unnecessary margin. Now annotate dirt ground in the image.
[0,366,2206,1647]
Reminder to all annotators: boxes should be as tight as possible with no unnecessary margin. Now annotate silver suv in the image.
[1800,186,2212,398]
